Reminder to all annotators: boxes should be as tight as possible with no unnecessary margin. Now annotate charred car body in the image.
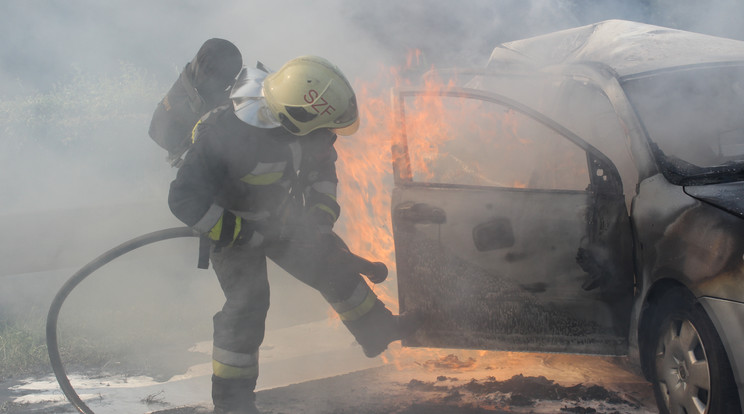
[391,20,744,413]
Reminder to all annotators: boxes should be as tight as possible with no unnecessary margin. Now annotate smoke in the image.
[3,1,743,95]
[2,0,744,401]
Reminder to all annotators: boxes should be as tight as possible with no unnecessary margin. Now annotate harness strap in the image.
[198,234,211,269]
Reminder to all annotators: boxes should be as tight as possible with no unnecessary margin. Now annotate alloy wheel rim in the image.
[655,318,711,414]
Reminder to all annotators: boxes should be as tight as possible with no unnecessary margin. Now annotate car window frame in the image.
[391,87,623,195]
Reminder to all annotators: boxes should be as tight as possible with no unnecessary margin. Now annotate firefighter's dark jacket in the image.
[168,104,341,237]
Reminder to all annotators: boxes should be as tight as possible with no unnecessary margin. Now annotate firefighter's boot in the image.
[344,300,423,358]
[212,375,261,414]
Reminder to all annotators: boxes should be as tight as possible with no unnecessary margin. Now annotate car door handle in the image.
[394,202,446,224]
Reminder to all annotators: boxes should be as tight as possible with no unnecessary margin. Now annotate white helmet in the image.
[262,56,360,136]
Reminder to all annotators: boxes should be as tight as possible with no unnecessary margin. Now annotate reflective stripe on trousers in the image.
[330,280,378,322]
[212,345,259,380]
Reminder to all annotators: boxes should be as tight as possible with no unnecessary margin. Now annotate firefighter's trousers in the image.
[209,230,396,410]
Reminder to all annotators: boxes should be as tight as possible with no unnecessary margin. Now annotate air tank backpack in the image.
[148,38,242,166]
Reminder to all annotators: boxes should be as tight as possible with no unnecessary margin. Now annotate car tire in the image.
[649,291,741,414]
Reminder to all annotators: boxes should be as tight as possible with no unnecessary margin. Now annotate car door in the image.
[392,87,634,355]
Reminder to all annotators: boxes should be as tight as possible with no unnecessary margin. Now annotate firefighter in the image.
[168,55,420,414]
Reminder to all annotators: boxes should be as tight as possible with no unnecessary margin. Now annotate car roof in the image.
[486,19,744,78]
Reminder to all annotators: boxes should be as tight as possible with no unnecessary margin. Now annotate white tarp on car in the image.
[487,19,744,77]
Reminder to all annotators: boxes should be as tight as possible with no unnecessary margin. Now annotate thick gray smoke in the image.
[1,0,743,401]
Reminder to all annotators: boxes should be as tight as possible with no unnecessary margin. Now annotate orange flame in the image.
[335,55,480,280]
[334,52,602,369]
[335,56,525,364]
[334,52,440,311]
[334,66,400,311]
[334,54,502,314]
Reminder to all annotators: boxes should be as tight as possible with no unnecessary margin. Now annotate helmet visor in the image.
[330,96,359,136]
[331,116,360,136]
[333,96,358,126]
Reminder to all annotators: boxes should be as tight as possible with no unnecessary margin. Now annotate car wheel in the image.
[649,294,740,414]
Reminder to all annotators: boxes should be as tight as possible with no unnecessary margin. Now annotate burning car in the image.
[391,20,744,414]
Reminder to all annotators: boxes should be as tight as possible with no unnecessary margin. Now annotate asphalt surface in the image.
[149,349,658,414]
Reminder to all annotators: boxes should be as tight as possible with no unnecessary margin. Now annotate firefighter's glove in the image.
[208,211,260,248]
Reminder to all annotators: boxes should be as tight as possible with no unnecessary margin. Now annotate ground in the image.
[1,271,658,414]
[148,351,657,414]
[1,316,658,414]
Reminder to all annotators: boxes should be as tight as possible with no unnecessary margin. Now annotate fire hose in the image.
[46,226,387,414]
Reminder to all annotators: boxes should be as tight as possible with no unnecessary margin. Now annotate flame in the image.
[333,52,587,368]
[334,53,442,311]
[335,54,505,284]
[333,53,522,335]
[333,66,399,311]
[334,56,484,367]
[381,346,503,372]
